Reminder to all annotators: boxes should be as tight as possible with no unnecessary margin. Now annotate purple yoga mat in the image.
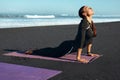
[3,52,101,63]
[0,62,62,80]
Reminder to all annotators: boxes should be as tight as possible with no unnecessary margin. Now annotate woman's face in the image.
[84,6,94,16]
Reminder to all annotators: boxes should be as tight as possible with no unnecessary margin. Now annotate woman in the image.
[75,6,99,63]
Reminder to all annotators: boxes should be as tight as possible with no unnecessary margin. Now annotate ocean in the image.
[0,14,120,28]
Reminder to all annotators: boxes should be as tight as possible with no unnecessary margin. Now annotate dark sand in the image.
[0,22,120,80]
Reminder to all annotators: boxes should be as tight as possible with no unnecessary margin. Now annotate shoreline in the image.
[0,21,120,29]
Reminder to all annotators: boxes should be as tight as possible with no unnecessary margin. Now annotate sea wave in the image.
[0,14,120,28]
[93,15,120,18]
[24,15,55,19]
[1,14,120,19]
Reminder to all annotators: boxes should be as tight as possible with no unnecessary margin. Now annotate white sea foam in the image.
[93,18,120,23]
[93,15,120,18]
[24,15,55,19]
[0,14,120,28]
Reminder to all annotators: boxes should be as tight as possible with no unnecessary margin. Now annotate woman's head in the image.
[79,6,94,18]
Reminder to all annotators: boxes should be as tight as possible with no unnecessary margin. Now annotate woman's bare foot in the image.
[25,50,33,55]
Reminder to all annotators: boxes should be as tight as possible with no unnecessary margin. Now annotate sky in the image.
[0,0,120,15]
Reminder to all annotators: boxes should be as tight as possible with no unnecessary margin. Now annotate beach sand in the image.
[0,22,120,80]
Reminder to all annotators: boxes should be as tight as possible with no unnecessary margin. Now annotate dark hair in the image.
[78,6,85,18]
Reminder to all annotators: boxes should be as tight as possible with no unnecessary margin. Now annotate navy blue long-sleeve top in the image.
[75,18,95,48]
